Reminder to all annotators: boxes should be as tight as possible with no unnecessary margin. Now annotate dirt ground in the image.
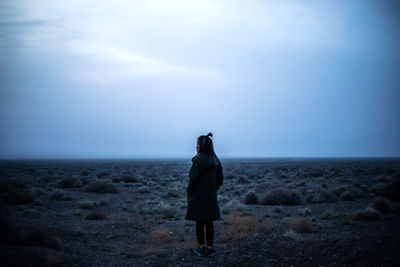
[1,158,399,266]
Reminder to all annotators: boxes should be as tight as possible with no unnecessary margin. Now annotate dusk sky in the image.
[0,0,399,159]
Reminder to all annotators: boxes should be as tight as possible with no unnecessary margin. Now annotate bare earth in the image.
[1,158,399,266]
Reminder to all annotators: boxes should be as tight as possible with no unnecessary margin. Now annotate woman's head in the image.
[196,132,218,166]
[197,132,214,154]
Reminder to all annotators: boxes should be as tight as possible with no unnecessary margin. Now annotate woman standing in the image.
[185,132,224,257]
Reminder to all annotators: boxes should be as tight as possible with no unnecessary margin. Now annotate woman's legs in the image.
[205,221,214,247]
[196,221,214,247]
[195,221,205,245]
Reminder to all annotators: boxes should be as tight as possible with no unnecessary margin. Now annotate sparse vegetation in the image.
[1,159,399,266]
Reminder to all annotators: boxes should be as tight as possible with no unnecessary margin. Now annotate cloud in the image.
[66,41,221,84]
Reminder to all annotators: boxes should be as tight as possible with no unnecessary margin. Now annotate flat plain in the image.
[1,158,400,266]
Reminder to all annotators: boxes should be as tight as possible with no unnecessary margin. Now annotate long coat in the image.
[185,153,223,221]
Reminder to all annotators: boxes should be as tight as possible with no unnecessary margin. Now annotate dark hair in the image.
[197,132,218,167]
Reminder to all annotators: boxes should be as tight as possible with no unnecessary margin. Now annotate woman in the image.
[185,132,224,257]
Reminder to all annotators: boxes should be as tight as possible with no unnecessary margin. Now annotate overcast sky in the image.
[0,0,399,159]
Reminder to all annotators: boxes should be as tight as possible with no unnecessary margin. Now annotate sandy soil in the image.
[1,158,399,266]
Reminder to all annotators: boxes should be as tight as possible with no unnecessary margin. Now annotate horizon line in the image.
[0,156,399,161]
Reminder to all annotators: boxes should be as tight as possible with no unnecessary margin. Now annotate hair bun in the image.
[207,132,213,138]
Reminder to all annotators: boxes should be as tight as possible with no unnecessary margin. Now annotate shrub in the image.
[85,210,106,220]
[62,194,74,201]
[79,170,90,176]
[333,185,346,195]
[46,254,63,267]
[18,228,62,250]
[339,190,354,201]
[306,189,339,204]
[99,199,108,206]
[244,191,259,205]
[112,176,138,183]
[285,217,312,233]
[373,175,400,202]
[79,200,96,209]
[273,206,283,213]
[221,199,246,214]
[371,197,391,214]
[392,203,400,215]
[137,186,150,194]
[85,181,118,194]
[261,188,302,205]
[334,186,366,201]
[237,176,249,184]
[96,172,109,178]
[297,208,311,217]
[166,189,180,198]
[283,229,300,240]
[221,212,273,242]
[58,177,82,188]
[50,190,64,200]
[0,209,61,250]
[352,207,381,221]
[307,168,326,177]
[320,211,338,220]
[0,179,35,204]
[158,202,180,219]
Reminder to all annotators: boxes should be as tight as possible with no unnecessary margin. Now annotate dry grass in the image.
[139,227,180,255]
[285,217,312,233]
[151,227,171,244]
[120,243,142,258]
[221,212,273,242]
[182,239,197,250]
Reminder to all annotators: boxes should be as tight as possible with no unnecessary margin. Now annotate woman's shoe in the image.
[194,246,206,256]
[206,247,217,257]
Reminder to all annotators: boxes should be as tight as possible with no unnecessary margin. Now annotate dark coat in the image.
[185,153,223,222]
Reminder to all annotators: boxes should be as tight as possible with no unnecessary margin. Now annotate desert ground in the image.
[1,158,400,266]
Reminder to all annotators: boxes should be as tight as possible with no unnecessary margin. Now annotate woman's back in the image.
[188,154,222,198]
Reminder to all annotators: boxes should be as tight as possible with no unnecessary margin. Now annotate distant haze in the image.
[1,0,399,159]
